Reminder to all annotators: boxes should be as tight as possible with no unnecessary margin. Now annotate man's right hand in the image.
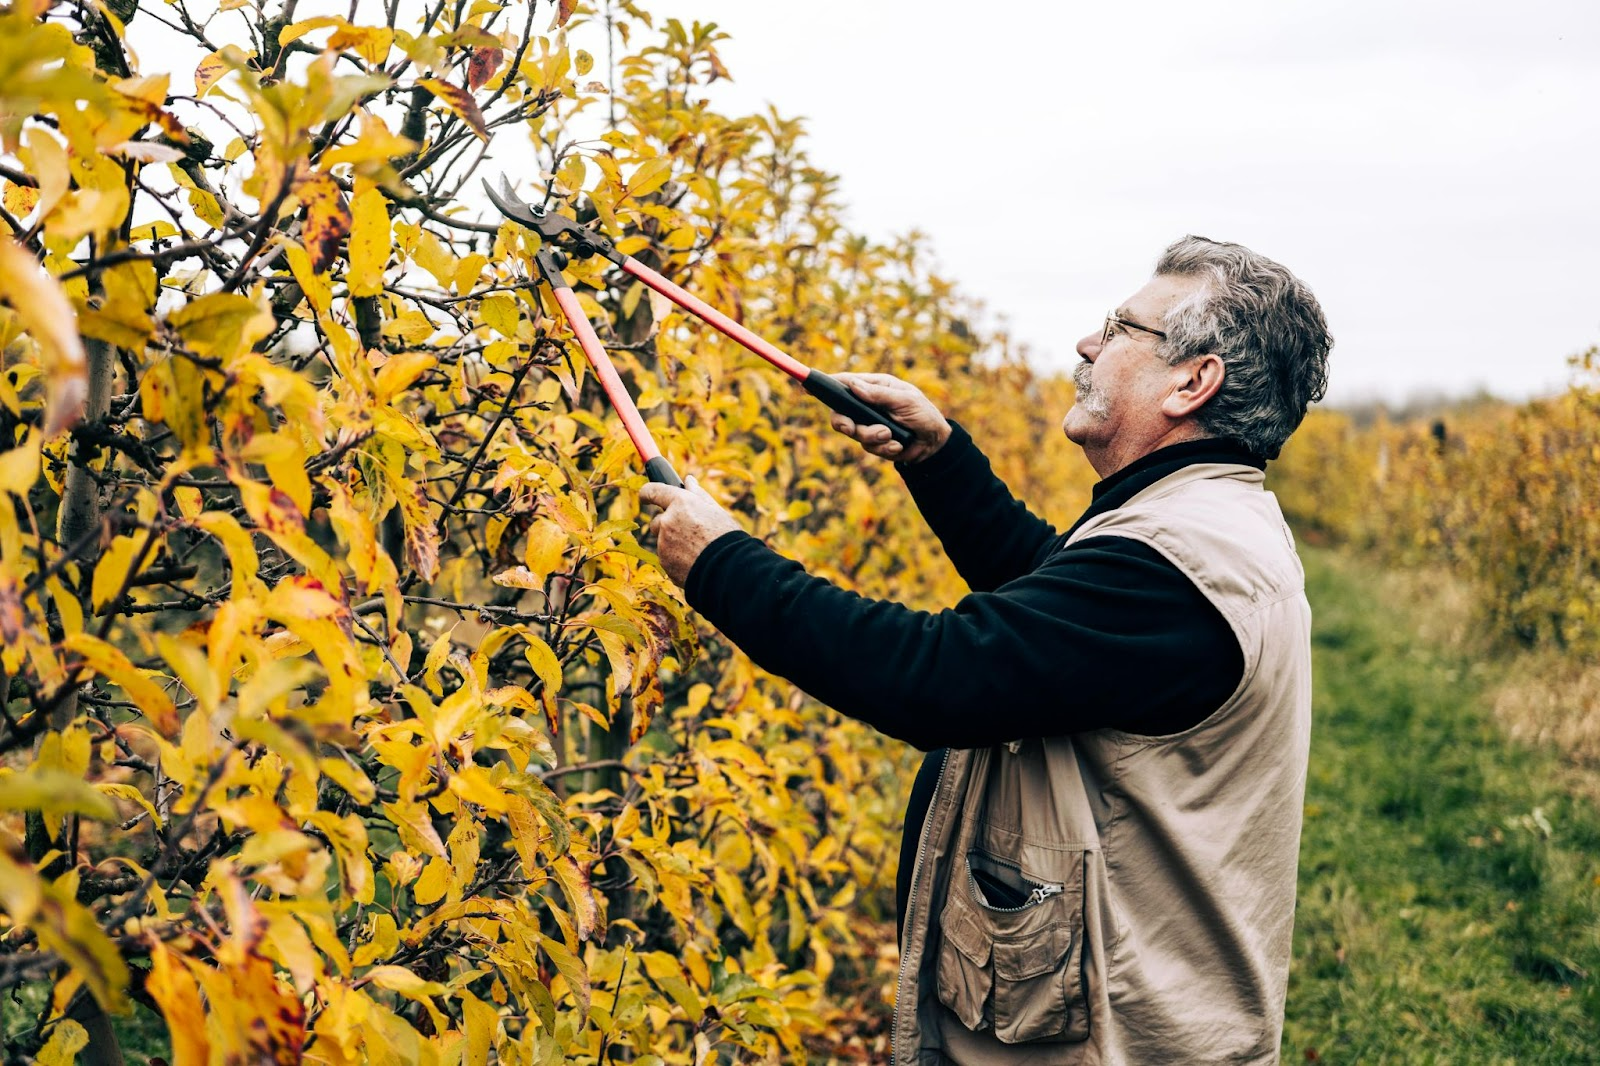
[828,373,952,465]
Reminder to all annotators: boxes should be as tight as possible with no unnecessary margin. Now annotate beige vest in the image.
[892,463,1312,1066]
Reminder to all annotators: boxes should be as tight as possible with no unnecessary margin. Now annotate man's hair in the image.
[1154,236,1331,459]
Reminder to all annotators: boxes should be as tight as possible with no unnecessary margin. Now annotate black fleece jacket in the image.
[681,423,1264,935]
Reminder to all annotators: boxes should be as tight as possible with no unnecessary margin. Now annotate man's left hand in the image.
[638,476,741,586]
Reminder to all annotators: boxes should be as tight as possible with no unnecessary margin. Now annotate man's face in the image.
[1063,273,1204,473]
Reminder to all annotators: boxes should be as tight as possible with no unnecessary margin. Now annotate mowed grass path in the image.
[1284,550,1600,1063]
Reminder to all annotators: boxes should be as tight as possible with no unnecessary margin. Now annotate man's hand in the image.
[828,373,952,464]
[638,476,741,586]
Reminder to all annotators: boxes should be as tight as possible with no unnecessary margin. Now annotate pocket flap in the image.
[993,923,1072,980]
[939,893,991,966]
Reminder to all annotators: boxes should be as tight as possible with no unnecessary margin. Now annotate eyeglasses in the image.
[1101,311,1168,347]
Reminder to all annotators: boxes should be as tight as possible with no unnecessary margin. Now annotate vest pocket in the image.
[934,848,1089,1044]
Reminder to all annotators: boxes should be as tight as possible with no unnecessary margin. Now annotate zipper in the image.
[967,853,1065,913]
[890,747,950,1066]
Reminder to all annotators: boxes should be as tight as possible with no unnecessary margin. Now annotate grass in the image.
[1284,549,1600,1063]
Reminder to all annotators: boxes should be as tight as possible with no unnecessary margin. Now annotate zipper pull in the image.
[1025,883,1064,907]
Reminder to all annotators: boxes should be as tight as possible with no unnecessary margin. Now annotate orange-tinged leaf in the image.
[467,47,504,91]
[3,180,39,218]
[556,0,576,26]
[296,170,350,274]
[418,78,489,142]
[328,23,393,66]
[147,938,211,1066]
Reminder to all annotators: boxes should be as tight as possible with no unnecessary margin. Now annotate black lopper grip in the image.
[803,371,915,447]
[644,456,683,487]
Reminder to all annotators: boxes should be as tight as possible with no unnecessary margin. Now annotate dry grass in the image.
[1369,558,1600,793]
[1493,658,1600,793]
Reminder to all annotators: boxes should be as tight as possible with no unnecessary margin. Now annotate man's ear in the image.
[1163,354,1225,419]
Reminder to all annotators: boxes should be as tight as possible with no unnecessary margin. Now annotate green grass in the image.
[1284,550,1600,1063]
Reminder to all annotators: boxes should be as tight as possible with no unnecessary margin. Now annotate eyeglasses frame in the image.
[1101,312,1168,347]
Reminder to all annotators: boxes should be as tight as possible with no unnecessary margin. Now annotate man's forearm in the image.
[683,529,1242,750]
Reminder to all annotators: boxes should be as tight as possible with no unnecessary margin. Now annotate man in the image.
[640,236,1332,1064]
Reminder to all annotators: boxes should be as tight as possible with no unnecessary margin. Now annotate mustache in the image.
[1073,362,1093,395]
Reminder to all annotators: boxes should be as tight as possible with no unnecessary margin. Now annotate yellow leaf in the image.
[0,237,87,435]
[480,293,520,337]
[625,158,672,202]
[347,186,390,298]
[373,350,435,402]
[549,854,598,941]
[278,15,343,45]
[167,292,275,363]
[77,260,157,352]
[0,768,115,821]
[322,112,417,169]
[381,466,440,581]
[283,243,332,314]
[140,355,209,453]
[95,782,163,829]
[192,512,262,598]
[491,566,542,589]
[410,228,457,289]
[62,632,179,734]
[413,857,451,906]
[422,621,456,697]
[461,991,498,1065]
[523,518,568,583]
[352,912,399,968]
[91,533,143,610]
[34,1019,88,1066]
[574,49,594,76]
[194,50,228,97]
[449,765,508,813]
[522,634,563,729]
[0,431,41,496]
[539,934,590,1020]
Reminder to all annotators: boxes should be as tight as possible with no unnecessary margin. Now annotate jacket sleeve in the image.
[683,529,1242,751]
[895,422,1059,592]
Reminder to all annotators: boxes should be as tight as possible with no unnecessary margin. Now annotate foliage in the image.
[1274,349,1600,656]
[0,0,1094,1061]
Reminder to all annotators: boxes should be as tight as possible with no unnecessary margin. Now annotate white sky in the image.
[637,0,1600,405]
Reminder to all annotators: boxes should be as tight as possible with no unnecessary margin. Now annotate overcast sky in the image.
[635,0,1600,405]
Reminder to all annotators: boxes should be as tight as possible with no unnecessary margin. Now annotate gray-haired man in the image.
[642,236,1332,1063]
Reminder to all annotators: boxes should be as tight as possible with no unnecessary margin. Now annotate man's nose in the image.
[1076,331,1102,360]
